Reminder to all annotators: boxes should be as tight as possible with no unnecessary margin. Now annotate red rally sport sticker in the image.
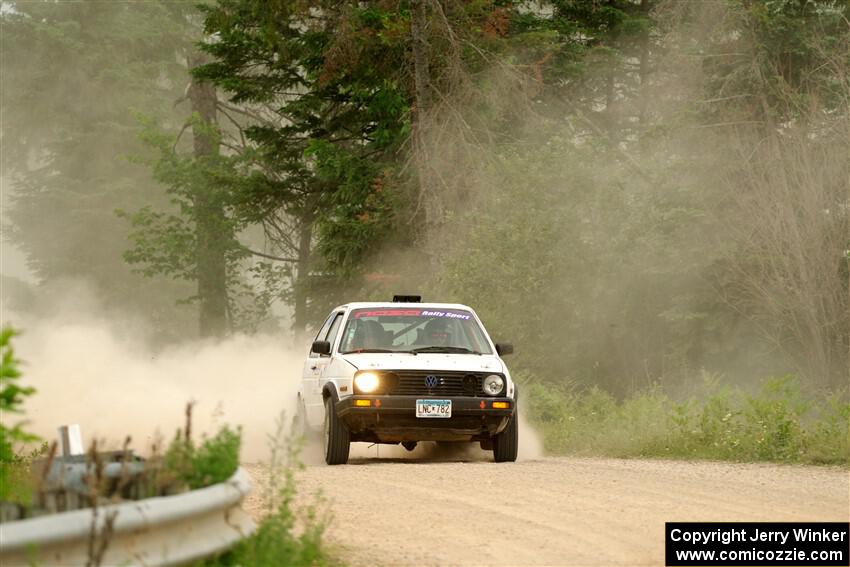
[353,309,422,318]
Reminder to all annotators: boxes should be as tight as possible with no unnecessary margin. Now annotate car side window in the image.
[317,313,337,340]
[309,312,337,358]
[324,313,344,353]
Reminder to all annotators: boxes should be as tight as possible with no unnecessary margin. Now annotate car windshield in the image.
[339,308,493,355]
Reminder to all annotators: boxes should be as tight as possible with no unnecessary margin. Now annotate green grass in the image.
[524,375,849,465]
[164,424,242,490]
[198,415,333,567]
[210,462,329,567]
[1,326,41,505]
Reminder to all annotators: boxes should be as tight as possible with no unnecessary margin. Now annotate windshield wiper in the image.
[341,348,396,354]
[408,346,481,355]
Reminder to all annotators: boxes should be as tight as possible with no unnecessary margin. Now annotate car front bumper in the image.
[335,395,515,443]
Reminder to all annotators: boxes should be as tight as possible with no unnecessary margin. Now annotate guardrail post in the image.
[58,424,84,456]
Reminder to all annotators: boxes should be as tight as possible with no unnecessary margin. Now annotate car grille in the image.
[385,370,486,397]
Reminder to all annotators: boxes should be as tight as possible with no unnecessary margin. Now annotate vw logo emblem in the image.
[424,375,439,388]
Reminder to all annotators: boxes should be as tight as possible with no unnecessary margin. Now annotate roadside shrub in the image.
[199,414,331,567]
[227,457,327,567]
[0,326,41,505]
[803,396,850,464]
[164,420,242,490]
[524,375,849,465]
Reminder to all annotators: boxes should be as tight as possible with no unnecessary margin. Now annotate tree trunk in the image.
[410,0,431,116]
[604,61,617,140]
[188,54,228,338]
[637,0,652,154]
[292,211,314,337]
[410,0,436,230]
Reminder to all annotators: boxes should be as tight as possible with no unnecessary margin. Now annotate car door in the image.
[301,312,335,421]
[301,310,344,427]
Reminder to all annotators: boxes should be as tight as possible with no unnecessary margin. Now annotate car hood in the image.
[340,353,505,374]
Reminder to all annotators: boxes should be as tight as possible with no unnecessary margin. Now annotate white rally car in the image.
[296,296,518,464]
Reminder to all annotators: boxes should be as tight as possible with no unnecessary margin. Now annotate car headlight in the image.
[354,372,380,393]
[482,374,505,396]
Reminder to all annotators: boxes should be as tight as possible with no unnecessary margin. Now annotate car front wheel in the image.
[323,396,350,465]
[492,410,518,463]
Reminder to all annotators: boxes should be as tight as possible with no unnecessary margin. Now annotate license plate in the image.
[416,399,452,418]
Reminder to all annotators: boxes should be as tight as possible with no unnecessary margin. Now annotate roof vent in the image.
[392,294,422,303]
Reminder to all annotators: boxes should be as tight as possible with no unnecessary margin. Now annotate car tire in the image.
[323,396,350,465]
[492,410,518,463]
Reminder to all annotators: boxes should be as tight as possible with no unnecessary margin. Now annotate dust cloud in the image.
[6,282,544,465]
[517,411,544,461]
[407,1,850,394]
[6,285,304,462]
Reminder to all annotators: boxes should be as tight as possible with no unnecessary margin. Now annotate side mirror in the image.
[495,343,514,356]
[311,340,331,355]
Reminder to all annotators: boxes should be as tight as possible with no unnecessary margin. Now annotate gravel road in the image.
[244,450,849,567]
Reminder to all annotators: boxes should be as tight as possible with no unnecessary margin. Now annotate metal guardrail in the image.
[0,467,256,566]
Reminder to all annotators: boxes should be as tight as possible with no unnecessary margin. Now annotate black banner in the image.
[666,522,849,566]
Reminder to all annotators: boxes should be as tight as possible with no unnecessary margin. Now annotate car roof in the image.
[332,302,475,312]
